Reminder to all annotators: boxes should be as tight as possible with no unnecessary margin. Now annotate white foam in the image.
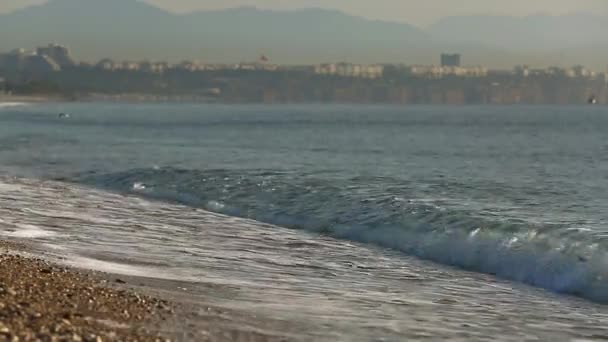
[132,182,146,191]
[67,256,153,276]
[21,207,120,226]
[7,224,57,238]
[0,182,24,192]
[42,243,67,251]
[65,256,187,281]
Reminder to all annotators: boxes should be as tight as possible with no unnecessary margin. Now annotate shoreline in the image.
[0,239,299,342]
[0,95,59,103]
[1,94,606,106]
[0,240,175,341]
[4,176,608,340]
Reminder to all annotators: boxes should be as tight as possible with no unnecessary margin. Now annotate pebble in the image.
[0,249,174,341]
[0,322,9,334]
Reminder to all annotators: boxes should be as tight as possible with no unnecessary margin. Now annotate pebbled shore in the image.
[0,242,174,342]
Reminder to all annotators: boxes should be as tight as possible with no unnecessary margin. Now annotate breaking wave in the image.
[76,167,608,303]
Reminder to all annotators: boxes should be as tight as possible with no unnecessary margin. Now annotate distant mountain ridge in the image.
[0,0,607,68]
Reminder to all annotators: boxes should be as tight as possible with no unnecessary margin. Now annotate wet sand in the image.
[0,241,174,341]
[0,241,296,342]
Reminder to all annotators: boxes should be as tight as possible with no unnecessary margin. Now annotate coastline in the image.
[1,93,607,106]
[0,95,59,103]
[0,240,175,341]
[4,175,608,341]
[0,239,299,342]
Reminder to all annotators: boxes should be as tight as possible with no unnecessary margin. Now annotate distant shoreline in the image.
[2,93,606,106]
[0,95,59,103]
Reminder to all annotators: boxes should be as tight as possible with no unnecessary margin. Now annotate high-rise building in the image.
[36,44,76,68]
[441,54,461,67]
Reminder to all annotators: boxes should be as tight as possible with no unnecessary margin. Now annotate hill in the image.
[0,0,606,68]
[0,0,430,64]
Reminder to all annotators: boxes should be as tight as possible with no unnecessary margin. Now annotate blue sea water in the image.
[3,102,608,340]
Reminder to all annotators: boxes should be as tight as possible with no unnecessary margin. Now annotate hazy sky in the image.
[2,0,607,26]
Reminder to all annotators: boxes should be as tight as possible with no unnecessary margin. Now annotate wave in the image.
[75,167,608,303]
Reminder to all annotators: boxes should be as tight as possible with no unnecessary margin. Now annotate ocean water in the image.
[2,103,608,340]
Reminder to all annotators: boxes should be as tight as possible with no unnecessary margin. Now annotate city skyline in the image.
[2,42,606,105]
[2,0,608,68]
[1,0,607,26]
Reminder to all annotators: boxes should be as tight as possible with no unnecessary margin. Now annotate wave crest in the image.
[76,167,608,303]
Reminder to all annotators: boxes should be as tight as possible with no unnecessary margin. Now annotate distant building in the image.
[0,49,29,71]
[314,63,384,79]
[0,48,60,72]
[409,65,486,78]
[25,54,61,73]
[139,60,168,73]
[156,62,170,73]
[96,58,117,71]
[98,60,137,71]
[441,54,461,67]
[514,66,530,77]
[314,64,337,75]
[122,61,140,71]
[175,60,204,72]
[36,44,76,68]
[363,65,384,79]
[234,62,279,71]
[571,65,592,78]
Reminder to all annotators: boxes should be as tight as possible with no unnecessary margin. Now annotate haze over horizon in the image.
[2,0,607,26]
[1,0,608,69]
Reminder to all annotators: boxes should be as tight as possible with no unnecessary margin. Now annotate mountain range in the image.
[1,0,607,68]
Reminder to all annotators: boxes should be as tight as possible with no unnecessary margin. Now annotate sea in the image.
[2,102,608,341]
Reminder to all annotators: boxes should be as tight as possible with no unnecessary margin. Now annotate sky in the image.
[0,0,608,26]
[1,0,606,26]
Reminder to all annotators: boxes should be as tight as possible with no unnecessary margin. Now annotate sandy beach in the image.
[0,239,298,342]
[0,241,175,341]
